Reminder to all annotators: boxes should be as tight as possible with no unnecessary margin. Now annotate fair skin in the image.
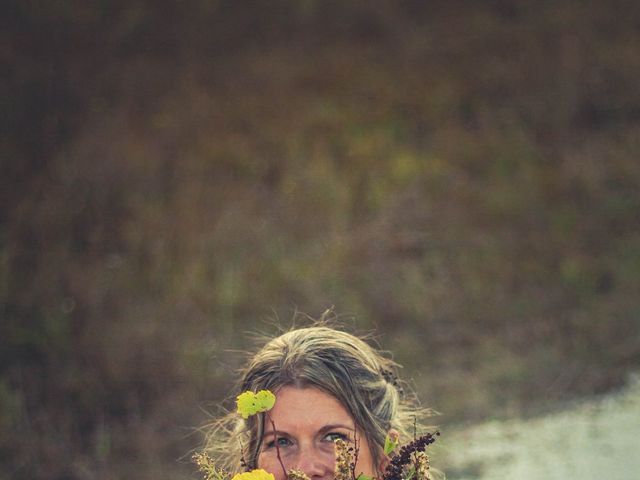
[258,386,385,480]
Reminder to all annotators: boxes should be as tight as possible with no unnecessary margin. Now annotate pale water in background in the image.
[440,375,640,480]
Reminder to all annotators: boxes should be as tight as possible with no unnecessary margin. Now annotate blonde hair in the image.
[205,323,432,475]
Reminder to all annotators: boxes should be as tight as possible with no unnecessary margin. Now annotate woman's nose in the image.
[293,449,333,479]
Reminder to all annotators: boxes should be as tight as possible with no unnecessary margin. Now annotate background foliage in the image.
[2,1,640,479]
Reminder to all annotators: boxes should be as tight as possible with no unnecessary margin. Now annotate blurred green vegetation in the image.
[2,1,640,479]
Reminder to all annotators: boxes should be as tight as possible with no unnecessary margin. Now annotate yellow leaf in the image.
[236,391,259,419]
[255,390,276,411]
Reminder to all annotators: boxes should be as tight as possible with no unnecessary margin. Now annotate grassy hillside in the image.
[2,1,640,479]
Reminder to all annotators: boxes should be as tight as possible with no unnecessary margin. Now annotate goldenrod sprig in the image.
[193,452,229,480]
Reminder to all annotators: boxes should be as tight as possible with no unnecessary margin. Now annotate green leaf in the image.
[255,390,276,411]
[384,432,399,456]
[236,390,276,419]
[405,466,416,480]
[236,391,259,418]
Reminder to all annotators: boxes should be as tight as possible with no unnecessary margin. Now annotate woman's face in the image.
[257,386,378,480]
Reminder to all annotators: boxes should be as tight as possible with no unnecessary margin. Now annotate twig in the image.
[412,416,417,466]
[351,430,360,480]
[413,415,417,441]
[266,412,289,479]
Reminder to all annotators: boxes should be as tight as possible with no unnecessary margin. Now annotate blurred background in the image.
[2,1,640,479]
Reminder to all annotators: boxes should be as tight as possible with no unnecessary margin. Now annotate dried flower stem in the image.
[333,439,352,480]
[414,452,431,480]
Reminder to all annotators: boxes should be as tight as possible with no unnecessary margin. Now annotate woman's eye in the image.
[324,432,349,442]
[265,437,292,448]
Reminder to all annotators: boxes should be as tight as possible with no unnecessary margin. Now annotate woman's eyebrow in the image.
[318,424,355,433]
[262,424,355,437]
[261,429,288,438]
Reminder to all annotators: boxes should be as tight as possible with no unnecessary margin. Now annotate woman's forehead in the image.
[267,385,355,430]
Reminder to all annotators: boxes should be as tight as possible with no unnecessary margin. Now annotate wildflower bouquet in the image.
[194,390,439,480]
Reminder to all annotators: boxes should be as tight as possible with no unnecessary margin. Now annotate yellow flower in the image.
[236,390,276,419]
[232,469,275,480]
